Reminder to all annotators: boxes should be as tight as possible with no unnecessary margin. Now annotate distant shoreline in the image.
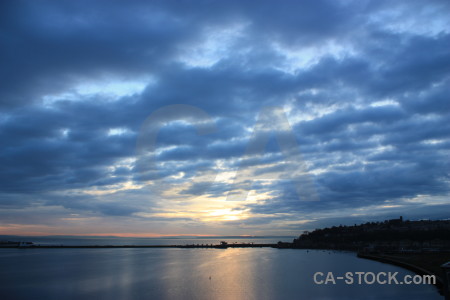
[0,243,278,249]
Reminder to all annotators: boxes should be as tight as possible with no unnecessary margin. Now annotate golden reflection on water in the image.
[161,248,275,300]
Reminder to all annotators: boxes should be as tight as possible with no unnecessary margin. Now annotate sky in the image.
[1,0,449,237]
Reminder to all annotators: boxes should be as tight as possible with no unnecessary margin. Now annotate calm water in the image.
[0,243,441,300]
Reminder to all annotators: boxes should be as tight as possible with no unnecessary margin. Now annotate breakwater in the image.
[357,252,444,293]
[1,243,278,249]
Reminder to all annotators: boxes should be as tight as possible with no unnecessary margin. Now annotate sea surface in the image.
[0,237,442,300]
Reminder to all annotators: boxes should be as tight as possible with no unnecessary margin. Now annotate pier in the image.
[0,241,278,249]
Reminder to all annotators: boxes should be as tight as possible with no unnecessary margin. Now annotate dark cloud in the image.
[1,0,449,233]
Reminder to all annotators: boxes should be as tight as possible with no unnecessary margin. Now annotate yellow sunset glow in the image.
[140,205,251,223]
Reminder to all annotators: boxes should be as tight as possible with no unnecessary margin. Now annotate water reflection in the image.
[0,248,441,300]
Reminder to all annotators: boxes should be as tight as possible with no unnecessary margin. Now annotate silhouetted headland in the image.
[288,216,450,295]
[291,216,450,252]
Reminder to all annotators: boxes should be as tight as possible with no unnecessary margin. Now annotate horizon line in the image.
[0,233,296,238]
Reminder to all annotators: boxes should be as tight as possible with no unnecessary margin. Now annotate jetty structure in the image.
[0,240,278,249]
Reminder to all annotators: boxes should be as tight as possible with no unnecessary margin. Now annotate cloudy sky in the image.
[1,0,449,237]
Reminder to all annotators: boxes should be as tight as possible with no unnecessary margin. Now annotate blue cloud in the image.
[1,0,449,234]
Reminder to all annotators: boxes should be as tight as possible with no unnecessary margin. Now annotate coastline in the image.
[0,243,277,249]
[357,252,444,294]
